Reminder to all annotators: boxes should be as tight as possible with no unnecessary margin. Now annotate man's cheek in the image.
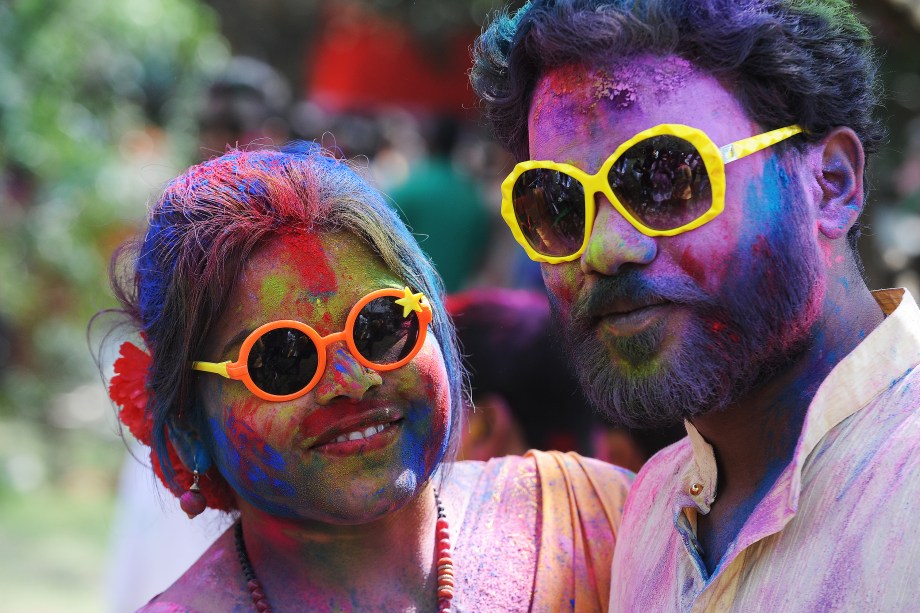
[541,263,579,311]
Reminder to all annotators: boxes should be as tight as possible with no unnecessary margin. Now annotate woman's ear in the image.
[168,421,213,474]
[814,127,865,240]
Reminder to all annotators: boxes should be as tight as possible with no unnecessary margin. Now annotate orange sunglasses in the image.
[192,287,432,402]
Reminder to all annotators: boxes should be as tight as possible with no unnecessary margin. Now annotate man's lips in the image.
[587,298,672,319]
[593,300,674,337]
[300,405,404,450]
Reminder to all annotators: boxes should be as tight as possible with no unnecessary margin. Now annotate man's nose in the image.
[312,346,383,405]
[580,195,658,276]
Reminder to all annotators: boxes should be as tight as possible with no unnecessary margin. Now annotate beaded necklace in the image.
[235,490,455,613]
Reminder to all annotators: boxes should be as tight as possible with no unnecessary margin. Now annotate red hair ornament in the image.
[109,341,235,512]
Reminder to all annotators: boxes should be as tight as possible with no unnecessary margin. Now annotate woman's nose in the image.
[312,347,383,405]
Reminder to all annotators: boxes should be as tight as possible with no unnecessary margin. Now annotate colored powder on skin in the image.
[680,248,707,286]
[323,348,368,393]
[210,415,296,516]
[530,63,587,124]
[259,273,289,314]
[530,55,699,163]
[646,56,694,97]
[589,56,695,113]
[738,156,788,292]
[210,416,242,483]
[592,69,638,110]
[271,477,297,497]
[226,414,287,471]
[283,231,338,298]
[400,401,444,490]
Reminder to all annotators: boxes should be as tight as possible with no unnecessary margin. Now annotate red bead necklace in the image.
[235,490,455,613]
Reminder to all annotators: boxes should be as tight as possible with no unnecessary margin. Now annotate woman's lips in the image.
[309,419,403,457]
[300,405,404,455]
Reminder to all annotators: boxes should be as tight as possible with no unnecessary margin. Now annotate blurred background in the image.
[0,0,918,610]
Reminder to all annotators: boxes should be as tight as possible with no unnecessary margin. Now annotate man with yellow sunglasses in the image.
[473,0,920,611]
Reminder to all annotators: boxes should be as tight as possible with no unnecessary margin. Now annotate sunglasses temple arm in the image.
[720,125,803,164]
[191,360,232,379]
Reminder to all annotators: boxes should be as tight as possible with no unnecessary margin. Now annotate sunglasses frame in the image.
[191,287,433,402]
[501,123,803,263]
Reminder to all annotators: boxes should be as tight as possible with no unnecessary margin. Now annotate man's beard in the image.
[553,203,822,429]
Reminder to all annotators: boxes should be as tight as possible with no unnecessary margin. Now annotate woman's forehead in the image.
[229,231,401,326]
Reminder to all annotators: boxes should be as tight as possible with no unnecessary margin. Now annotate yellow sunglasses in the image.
[501,123,803,263]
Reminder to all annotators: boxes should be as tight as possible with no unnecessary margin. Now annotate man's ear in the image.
[814,127,865,240]
[168,420,213,474]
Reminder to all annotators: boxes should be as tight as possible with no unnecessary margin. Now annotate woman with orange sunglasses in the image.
[99,143,631,612]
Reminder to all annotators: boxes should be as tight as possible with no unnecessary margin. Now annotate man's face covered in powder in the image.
[197,231,452,523]
[531,55,825,427]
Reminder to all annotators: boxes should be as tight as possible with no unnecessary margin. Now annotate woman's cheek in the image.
[205,392,297,497]
[398,339,452,470]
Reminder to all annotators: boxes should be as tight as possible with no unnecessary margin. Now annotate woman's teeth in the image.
[333,423,387,443]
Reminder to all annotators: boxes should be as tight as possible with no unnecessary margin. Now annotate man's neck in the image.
[690,278,884,574]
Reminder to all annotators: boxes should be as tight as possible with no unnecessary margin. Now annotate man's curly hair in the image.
[471,0,886,250]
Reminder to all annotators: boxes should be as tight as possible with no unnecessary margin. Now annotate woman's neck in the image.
[236,482,440,610]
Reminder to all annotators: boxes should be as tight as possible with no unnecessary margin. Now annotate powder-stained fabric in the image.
[446,451,632,612]
[610,289,920,612]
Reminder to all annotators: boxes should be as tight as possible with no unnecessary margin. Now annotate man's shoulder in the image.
[857,371,920,458]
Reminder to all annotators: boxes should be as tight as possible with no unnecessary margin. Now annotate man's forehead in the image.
[531,54,700,120]
[526,54,751,165]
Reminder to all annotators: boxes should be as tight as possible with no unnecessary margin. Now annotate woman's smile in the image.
[309,419,404,457]
[298,401,405,455]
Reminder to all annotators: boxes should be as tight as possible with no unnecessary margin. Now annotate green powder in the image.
[259,274,288,314]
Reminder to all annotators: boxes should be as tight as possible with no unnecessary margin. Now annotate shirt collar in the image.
[679,288,920,527]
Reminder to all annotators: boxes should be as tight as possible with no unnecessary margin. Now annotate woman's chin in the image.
[322,473,429,524]
[246,471,430,525]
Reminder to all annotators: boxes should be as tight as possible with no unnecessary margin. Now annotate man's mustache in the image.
[571,270,713,322]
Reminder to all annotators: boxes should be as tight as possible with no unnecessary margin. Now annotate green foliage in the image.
[0,0,229,415]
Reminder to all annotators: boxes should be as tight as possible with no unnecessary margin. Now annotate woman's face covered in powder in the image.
[198,231,452,523]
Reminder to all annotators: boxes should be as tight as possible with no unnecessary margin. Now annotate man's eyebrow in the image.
[221,328,252,357]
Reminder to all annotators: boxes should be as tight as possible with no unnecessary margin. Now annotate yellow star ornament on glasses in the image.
[394,287,426,318]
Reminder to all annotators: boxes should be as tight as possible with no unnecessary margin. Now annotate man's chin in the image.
[568,317,732,428]
[597,316,680,374]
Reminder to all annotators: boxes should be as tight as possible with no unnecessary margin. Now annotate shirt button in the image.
[689,482,703,496]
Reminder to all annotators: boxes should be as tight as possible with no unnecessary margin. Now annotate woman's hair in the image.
[109,142,464,496]
[471,0,886,251]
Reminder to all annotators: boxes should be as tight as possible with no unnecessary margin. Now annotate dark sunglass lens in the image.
[512,169,586,257]
[353,297,420,365]
[248,328,318,396]
[608,136,713,231]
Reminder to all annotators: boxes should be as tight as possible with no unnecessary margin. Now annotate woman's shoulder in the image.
[526,450,632,518]
[445,452,633,506]
[441,455,540,506]
[137,603,202,613]
[446,453,631,611]
[138,527,245,613]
